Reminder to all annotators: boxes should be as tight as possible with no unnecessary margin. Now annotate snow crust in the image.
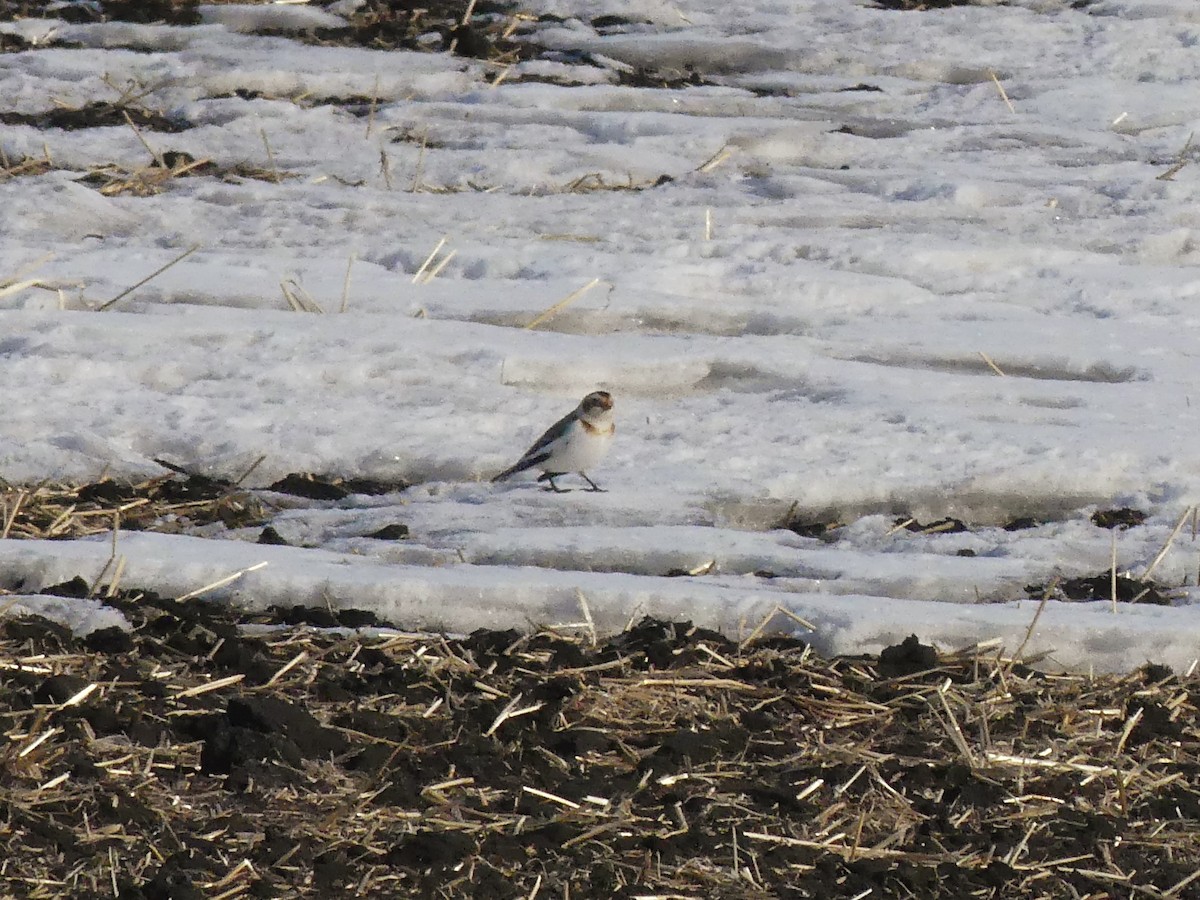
[3,0,1200,671]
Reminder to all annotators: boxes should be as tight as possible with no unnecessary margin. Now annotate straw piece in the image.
[1010,580,1054,665]
[739,604,817,652]
[260,127,280,183]
[18,727,58,758]
[1110,530,1119,614]
[170,673,246,700]
[412,237,447,284]
[522,786,580,809]
[265,651,308,688]
[1157,132,1193,182]
[525,278,602,330]
[58,683,98,709]
[988,70,1015,113]
[419,249,456,284]
[123,110,165,168]
[339,252,355,313]
[176,561,268,602]
[978,350,1006,376]
[97,244,200,311]
[1142,506,1193,581]
[695,145,733,173]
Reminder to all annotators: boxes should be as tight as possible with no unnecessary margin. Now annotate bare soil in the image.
[2,581,1198,899]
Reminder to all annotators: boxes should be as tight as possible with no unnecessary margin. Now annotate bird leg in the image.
[580,473,605,493]
[538,473,570,493]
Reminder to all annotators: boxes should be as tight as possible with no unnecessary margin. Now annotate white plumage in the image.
[492,391,615,492]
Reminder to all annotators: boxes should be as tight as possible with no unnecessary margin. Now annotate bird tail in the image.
[492,451,549,483]
[491,460,530,483]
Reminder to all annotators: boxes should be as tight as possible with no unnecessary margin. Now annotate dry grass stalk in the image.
[446,0,479,53]
[0,277,48,300]
[105,555,127,598]
[1009,579,1054,666]
[0,252,56,301]
[411,131,428,191]
[695,145,733,174]
[522,786,580,809]
[502,12,535,39]
[281,280,304,312]
[103,160,186,195]
[122,110,166,168]
[176,561,269,602]
[1157,132,1193,181]
[576,589,597,647]
[0,147,55,180]
[1,489,26,539]
[266,650,309,688]
[170,673,246,699]
[421,249,457,283]
[379,148,393,189]
[563,172,656,193]
[87,511,122,597]
[635,677,762,692]
[280,278,324,313]
[739,604,817,652]
[259,127,281,183]
[485,693,546,736]
[490,64,513,88]
[364,75,380,140]
[412,236,448,283]
[982,751,1111,776]
[339,252,356,313]
[1165,866,1200,897]
[525,278,602,329]
[233,455,267,488]
[988,70,1016,113]
[1142,506,1193,580]
[97,244,200,311]
[932,687,976,766]
[978,350,1006,376]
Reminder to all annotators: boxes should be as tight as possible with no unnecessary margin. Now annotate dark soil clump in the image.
[0,101,189,132]
[1027,571,1171,605]
[1091,507,1148,529]
[267,472,409,500]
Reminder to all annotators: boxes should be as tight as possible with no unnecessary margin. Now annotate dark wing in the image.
[491,408,577,482]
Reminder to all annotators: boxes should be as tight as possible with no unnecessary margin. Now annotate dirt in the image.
[0,469,411,542]
[2,586,1198,898]
[1026,571,1172,606]
[266,473,409,501]
[0,102,190,133]
[1091,507,1149,529]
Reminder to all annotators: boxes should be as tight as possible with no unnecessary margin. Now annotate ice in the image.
[3,0,1200,671]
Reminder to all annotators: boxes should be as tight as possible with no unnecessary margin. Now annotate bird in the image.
[492,391,615,492]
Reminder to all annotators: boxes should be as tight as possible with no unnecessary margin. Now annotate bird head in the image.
[579,391,614,421]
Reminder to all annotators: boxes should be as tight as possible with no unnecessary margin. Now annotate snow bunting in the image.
[492,391,615,492]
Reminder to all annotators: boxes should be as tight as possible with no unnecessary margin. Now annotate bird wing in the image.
[491,408,577,481]
[522,408,578,457]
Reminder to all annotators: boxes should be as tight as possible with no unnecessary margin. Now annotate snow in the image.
[3,0,1200,672]
[0,592,129,637]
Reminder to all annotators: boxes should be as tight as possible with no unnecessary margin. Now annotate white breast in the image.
[542,422,612,473]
